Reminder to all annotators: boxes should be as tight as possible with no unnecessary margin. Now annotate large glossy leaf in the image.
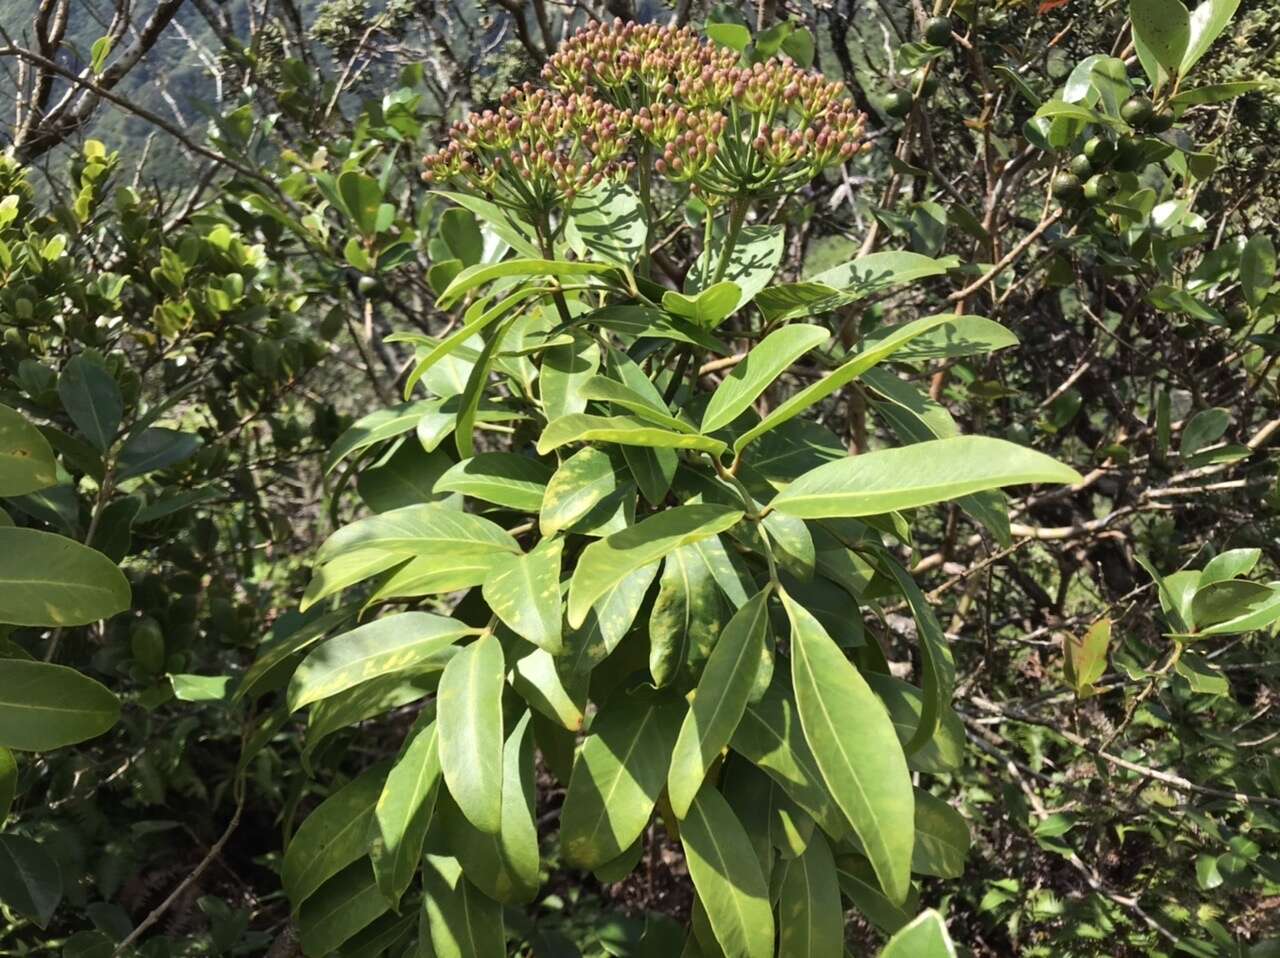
[878,909,957,958]
[315,503,519,565]
[562,562,659,675]
[1241,235,1276,310]
[681,785,775,958]
[560,689,685,870]
[512,646,586,730]
[911,790,970,879]
[443,711,539,904]
[419,854,505,958]
[540,331,600,422]
[57,355,122,452]
[730,676,847,840]
[777,830,843,958]
[732,314,959,453]
[304,676,436,770]
[771,437,1080,519]
[356,437,454,513]
[434,453,552,512]
[283,762,388,910]
[300,549,408,612]
[0,835,61,928]
[0,404,56,496]
[876,315,1017,360]
[540,446,630,537]
[783,590,914,903]
[236,608,356,702]
[0,748,14,822]
[537,414,727,457]
[288,612,472,711]
[835,856,919,935]
[338,170,383,236]
[116,427,201,480]
[648,544,729,689]
[668,588,770,818]
[689,224,786,314]
[436,257,616,309]
[323,401,438,474]
[0,660,120,751]
[866,674,966,774]
[482,538,564,653]
[568,505,743,628]
[297,861,390,957]
[437,634,506,834]
[433,191,541,258]
[1194,582,1280,637]
[566,182,646,267]
[580,376,694,433]
[701,325,829,435]
[0,528,130,627]
[1130,0,1190,73]
[371,722,440,906]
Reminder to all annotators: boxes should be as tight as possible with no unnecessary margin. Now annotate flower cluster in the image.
[423,18,868,213]
[422,86,635,219]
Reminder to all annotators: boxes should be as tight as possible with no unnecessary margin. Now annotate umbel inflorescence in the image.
[422,18,868,223]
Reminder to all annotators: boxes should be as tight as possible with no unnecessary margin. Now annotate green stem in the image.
[712,197,749,285]
[536,216,573,326]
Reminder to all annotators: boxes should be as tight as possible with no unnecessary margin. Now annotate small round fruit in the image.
[357,274,381,296]
[1112,137,1144,172]
[1147,108,1174,133]
[1083,136,1115,166]
[1052,172,1084,202]
[1224,305,1249,330]
[1068,154,1093,178]
[1120,95,1155,128]
[1083,173,1117,202]
[884,89,914,118]
[924,15,953,46]
[913,67,939,98]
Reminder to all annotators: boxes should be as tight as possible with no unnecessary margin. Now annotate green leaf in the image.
[777,830,843,958]
[356,439,454,513]
[297,861,390,957]
[731,676,848,840]
[90,35,114,73]
[436,258,615,310]
[1241,235,1276,309]
[288,612,471,711]
[443,711,539,904]
[568,505,743,628]
[0,748,14,823]
[562,562,659,675]
[911,791,970,878]
[668,588,770,818]
[1170,80,1264,110]
[566,182,646,267]
[689,224,786,314]
[540,446,630,537]
[538,414,727,457]
[0,528,130,627]
[580,376,695,434]
[1191,580,1280,634]
[338,171,384,236]
[1200,548,1261,587]
[560,689,684,870]
[681,785,775,958]
[706,21,751,52]
[809,251,959,297]
[453,316,512,458]
[434,191,541,258]
[836,856,919,935]
[585,305,729,352]
[116,427,201,480]
[732,314,960,453]
[866,674,965,774]
[1181,407,1231,458]
[301,550,409,612]
[482,538,565,653]
[1064,618,1111,695]
[648,545,729,689]
[1130,0,1190,73]
[168,674,230,701]
[315,503,519,565]
[439,207,484,266]
[323,401,438,474]
[434,453,551,512]
[783,590,914,903]
[878,909,957,958]
[512,646,585,730]
[1181,0,1241,72]
[0,660,119,752]
[771,437,1080,519]
[663,282,743,327]
[371,722,440,907]
[1175,651,1230,696]
[236,608,356,702]
[0,835,61,928]
[58,355,122,452]
[701,325,829,434]
[874,315,1018,361]
[419,854,506,958]
[283,763,387,910]
[0,404,56,496]
[437,634,506,833]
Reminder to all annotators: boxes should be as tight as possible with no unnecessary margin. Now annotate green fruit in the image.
[924,16,953,46]
[1120,95,1155,128]
[1083,136,1115,166]
[1147,108,1174,133]
[1112,137,1145,172]
[884,89,914,118]
[1083,173,1117,202]
[358,274,381,296]
[913,67,939,98]
[1224,305,1249,330]
[1052,172,1084,202]
[1068,154,1093,178]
